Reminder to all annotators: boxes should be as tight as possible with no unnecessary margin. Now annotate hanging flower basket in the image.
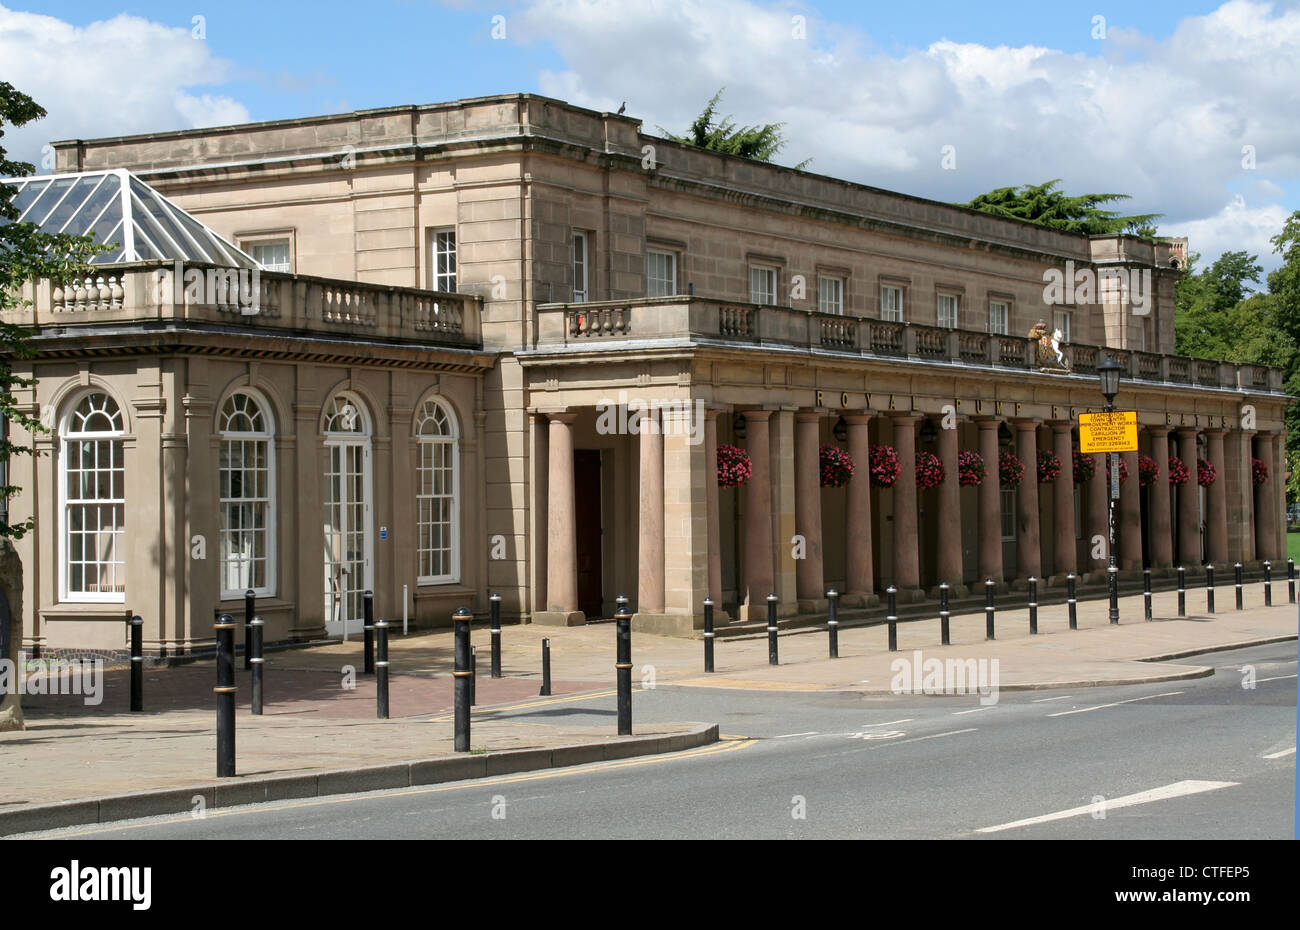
[999,450,1025,488]
[1105,455,1129,484]
[1138,453,1160,488]
[1037,449,1062,484]
[1197,457,1217,487]
[819,445,855,488]
[1252,457,1269,485]
[915,451,944,491]
[1072,450,1096,484]
[1167,455,1190,485]
[716,443,752,488]
[869,444,901,488]
[958,450,985,487]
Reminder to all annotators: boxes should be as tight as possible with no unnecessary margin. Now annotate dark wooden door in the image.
[574,450,603,619]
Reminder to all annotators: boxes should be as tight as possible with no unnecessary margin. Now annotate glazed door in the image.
[324,440,373,637]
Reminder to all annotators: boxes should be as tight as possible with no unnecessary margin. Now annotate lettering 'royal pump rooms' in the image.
[3,94,1289,657]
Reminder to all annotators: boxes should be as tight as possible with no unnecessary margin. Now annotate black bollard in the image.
[363,590,375,675]
[1290,559,1296,604]
[489,593,502,679]
[129,615,143,713]
[939,582,951,645]
[703,597,716,672]
[215,614,236,777]
[1067,573,1078,630]
[1206,564,1216,614]
[1028,577,1038,635]
[615,603,632,736]
[1177,566,1186,617]
[1108,565,1120,624]
[250,616,264,716]
[374,619,388,719]
[1234,562,1243,610]
[453,607,472,751]
[540,638,552,696]
[886,586,898,652]
[1264,561,1272,607]
[470,645,477,706]
[1143,569,1152,621]
[827,589,840,659]
[984,579,996,641]
[766,594,779,666]
[243,589,255,671]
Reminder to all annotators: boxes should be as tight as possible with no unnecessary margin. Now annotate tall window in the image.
[750,266,777,305]
[881,285,904,322]
[1053,309,1072,342]
[573,231,589,302]
[937,293,959,329]
[245,238,291,272]
[61,392,125,601]
[646,249,676,297]
[1001,488,1017,540]
[818,276,844,315]
[990,300,1009,335]
[432,229,457,292]
[415,398,460,583]
[219,391,275,597]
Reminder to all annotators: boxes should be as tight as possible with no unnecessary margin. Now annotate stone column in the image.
[794,411,824,607]
[770,408,798,615]
[891,414,922,597]
[741,409,774,621]
[1253,433,1278,561]
[1051,423,1076,578]
[1205,429,1228,566]
[538,410,583,625]
[637,406,665,614]
[1120,449,1142,570]
[936,418,965,594]
[646,403,711,636]
[704,409,723,608]
[1086,452,1108,574]
[977,418,1004,583]
[1274,433,1287,564]
[1176,429,1201,567]
[1014,419,1042,581]
[843,413,876,605]
[1147,427,1174,569]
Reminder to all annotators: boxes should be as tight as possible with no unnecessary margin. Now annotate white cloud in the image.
[1162,196,1292,276]
[0,5,249,168]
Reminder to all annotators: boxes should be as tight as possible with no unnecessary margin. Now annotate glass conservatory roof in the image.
[1,168,259,268]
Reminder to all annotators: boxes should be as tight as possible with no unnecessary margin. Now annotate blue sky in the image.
[7,0,1299,273]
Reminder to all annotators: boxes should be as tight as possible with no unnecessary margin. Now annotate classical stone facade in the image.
[7,93,1290,650]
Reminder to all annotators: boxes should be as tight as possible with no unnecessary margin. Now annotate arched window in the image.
[60,391,126,601]
[415,397,459,583]
[219,391,275,597]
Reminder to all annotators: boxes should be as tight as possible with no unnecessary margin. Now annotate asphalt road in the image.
[20,643,1296,840]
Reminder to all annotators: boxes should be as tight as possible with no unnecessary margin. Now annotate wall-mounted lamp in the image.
[734,413,746,441]
[832,416,847,443]
[919,418,938,444]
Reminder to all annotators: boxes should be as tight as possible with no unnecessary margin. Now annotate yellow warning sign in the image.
[1079,411,1139,453]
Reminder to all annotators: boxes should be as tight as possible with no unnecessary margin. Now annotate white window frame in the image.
[937,293,959,329]
[646,249,677,297]
[322,393,374,638]
[1053,309,1072,343]
[414,397,461,585]
[243,237,292,273]
[432,228,457,292]
[218,390,276,600]
[573,231,589,302]
[58,390,127,603]
[1000,487,1017,541]
[750,265,778,305]
[881,284,904,322]
[818,276,844,315]
[990,300,1010,335]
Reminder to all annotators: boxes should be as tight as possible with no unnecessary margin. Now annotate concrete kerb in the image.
[0,723,719,837]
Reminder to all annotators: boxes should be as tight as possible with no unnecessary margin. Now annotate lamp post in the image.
[1098,355,1123,624]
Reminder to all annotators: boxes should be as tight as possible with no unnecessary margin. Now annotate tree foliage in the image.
[660,88,811,168]
[963,179,1162,237]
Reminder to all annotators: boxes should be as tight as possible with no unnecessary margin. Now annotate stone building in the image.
[4,93,1290,653]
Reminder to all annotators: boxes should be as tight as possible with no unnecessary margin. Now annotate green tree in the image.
[1173,250,1266,360]
[660,88,811,168]
[963,179,1162,237]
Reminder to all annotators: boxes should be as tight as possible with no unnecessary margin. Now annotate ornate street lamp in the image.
[1098,355,1124,622]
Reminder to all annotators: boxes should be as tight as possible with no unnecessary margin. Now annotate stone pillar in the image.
[637,407,665,614]
[936,418,965,594]
[1274,433,1287,564]
[794,411,824,607]
[843,413,876,605]
[1013,419,1042,581]
[977,418,1004,583]
[538,410,583,625]
[1253,433,1278,561]
[741,409,774,621]
[1147,427,1174,569]
[1205,429,1228,566]
[891,414,922,596]
[704,409,723,608]
[1051,423,1076,578]
[1176,429,1201,567]
[1086,452,1108,574]
[1120,449,1142,570]
[770,408,798,615]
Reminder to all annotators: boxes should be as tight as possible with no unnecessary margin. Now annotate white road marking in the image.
[1262,747,1296,760]
[893,728,977,746]
[774,731,819,739]
[975,780,1239,834]
[1257,674,1298,683]
[863,718,913,727]
[1046,691,1184,717]
[851,729,907,740]
[1031,695,1074,703]
[952,706,995,715]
